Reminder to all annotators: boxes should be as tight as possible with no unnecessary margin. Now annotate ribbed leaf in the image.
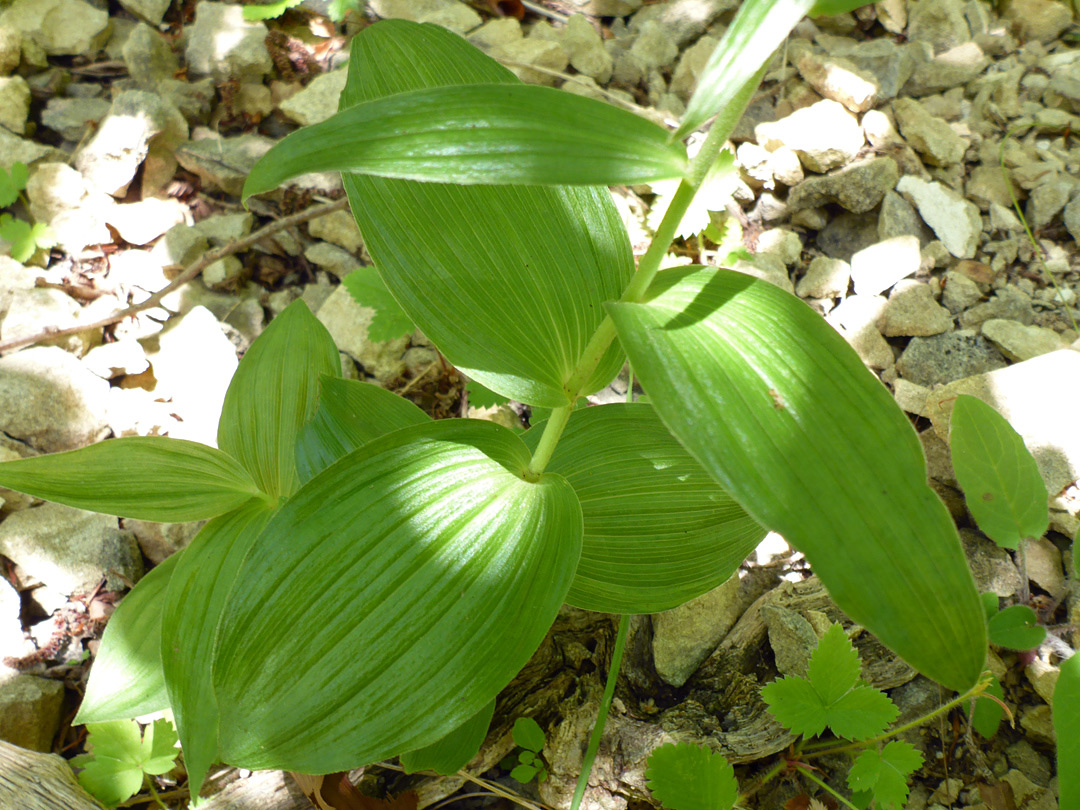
[608,267,986,691]
[949,395,1049,550]
[400,699,495,775]
[339,20,632,407]
[810,0,874,15]
[676,0,817,138]
[160,501,276,803]
[75,554,179,724]
[296,376,429,484]
[1054,652,1080,810]
[0,438,261,521]
[218,300,341,500]
[242,84,685,200]
[212,419,582,772]
[522,403,765,613]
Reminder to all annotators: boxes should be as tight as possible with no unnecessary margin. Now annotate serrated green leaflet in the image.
[987,604,1045,650]
[400,699,495,775]
[675,0,818,138]
[160,500,276,803]
[522,403,765,613]
[645,742,737,810]
[608,267,986,691]
[242,84,685,201]
[342,267,415,343]
[218,299,341,500]
[337,21,632,407]
[806,624,862,705]
[295,376,429,483]
[847,741,923,810]
[75,554,179,724]
[950,395,1048,550]
[73,719,179,807]
[0,437,261,521]
[212,419,582,773]
[1054,652,1080,809]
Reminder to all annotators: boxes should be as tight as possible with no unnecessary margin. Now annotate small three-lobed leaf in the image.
[987,604,1046,651]
[645,742,737,810]
[762,624,898,740]
[847,741,923,810]
[71,719,179,807]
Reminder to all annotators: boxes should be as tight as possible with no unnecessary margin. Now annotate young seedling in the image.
[71,718,179,808]
[0,162,56,262]
[506,717,548,785]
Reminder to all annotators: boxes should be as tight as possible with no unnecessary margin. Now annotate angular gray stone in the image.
[40,97,111,142]
[941,270,983,313]
[896,175,981,258]
[0,502,142,594]
[816,211,882,261]
[316,286,409,382]
[670,35,717,103]
[981,319,1069,362]
[907,0,971,52]
[0,675,64,752]
[796,256,850,299]
[1002,0,1072,43]
[194,212,253,246]
[851,236,921,296]
[303,242,359,280]
[307,209,363,255]
[904,42,989,96]
[1024,180,1072,231]
[878,280,953,337]
[365,0,481,33]
[892,97,967,166]
[185,1,272,82]
[564,0,642,14]
[279,67,347,126]
[0,0,110,56]
[756,99,864,173]
[828,293,895,369]
[0,347,110,452]
[174,133,273,197]
[652,576,744,688]
[794,47,878,113]
[788,157,899,215]
[0,75,29,135]
[627,0,735,47]
[490,37,568,87]
[0,25,19,76]
[630,20,679,71]
[1065,195,1080,244]
[959,285,1035,329]
[121,22,178,87]
[560,14,612,83]
[105,198,187,246]
[966,164,1015,211]
[118,0,171,25]
[878,190,934,244]
[896,331,1007,386]
[75,90,187,195]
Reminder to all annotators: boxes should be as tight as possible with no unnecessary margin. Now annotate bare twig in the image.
[0,197,350,354]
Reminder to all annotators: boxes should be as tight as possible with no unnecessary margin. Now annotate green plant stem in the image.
[116,787,189,807]
[738,759,786,803]
[570,614,630,810]
[145,776,169,810]
[796,767,860,810]
[802,680,988,759]
[525,403,574,478]
[526,66,768,476]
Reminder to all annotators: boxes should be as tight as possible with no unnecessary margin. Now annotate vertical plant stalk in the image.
[796,767,860,810]
[570,613,630,810]
[526,65,769,476]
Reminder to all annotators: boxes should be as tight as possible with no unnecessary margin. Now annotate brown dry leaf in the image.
[486,0,525,19]
[290,773,419,810]
[978,781,1018,810]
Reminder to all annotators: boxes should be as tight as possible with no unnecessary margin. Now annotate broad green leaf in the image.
[467,378,511,409]
[511,763,540,783]
[608,267,986,691]
[75,554,179,724]
[676,0,817,138]
[342,267,415,343]
[0,437,262,521]
[160,501,276,803]
[241,0,302,20]
[847,741,923,810]
[242,84,686,201]
[295,376,430,484]
[981,591,1000,620]
[212,419,582,772]
[987,604,1045,650]
[400,699,495,775]
[218,299,341,500]
[512,717,546,753]
[950,395,1048,550]
[1054,652,1080,810]
[522,403,765,613]
[810,0,874,15]
[965,675,1004,739]
[645,742,738,810]
[339,20,632,407]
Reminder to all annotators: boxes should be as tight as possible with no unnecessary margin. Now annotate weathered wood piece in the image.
[0,739,105,810]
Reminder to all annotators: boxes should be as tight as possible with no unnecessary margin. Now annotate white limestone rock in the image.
[896,175,981,258]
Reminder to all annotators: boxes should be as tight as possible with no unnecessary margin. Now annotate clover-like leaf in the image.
[512,717,545,753]
[645,742,738,810]
[511,763,539,783]
[847,741,923,810]
[71,719,179,807]
[987,604,1046,651]
[342,267,415,343]
[762,624,897,740]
